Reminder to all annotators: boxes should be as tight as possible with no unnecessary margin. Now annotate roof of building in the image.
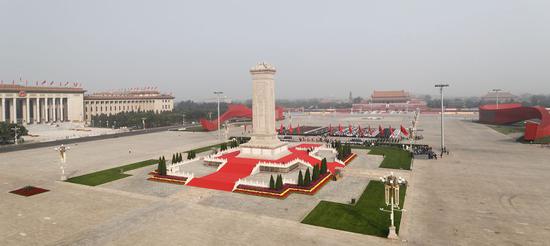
[481,91,516,99]
[371,90,410,99]
[84,90,174,100]
[0,84,85,93]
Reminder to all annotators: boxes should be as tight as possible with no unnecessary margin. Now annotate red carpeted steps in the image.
[186,144,346,192]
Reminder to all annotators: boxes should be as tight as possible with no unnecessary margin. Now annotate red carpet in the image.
[186,144,345,191]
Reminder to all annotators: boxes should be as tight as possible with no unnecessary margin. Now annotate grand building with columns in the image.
[0,84,85,124]
[83,90,174,122]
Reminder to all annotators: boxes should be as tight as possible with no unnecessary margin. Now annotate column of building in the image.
[12,97,17,123]
[45,97,50,122]
[25,97,30,124]
[1,96,5,122]
[60,97,65,122]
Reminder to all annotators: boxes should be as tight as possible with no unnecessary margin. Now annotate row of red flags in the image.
[0,79,82,88]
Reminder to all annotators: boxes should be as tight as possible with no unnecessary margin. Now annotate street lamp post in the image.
[11,125,20,145]
[214,91,224,141]
[54,144,70,181]
[435,84,449,153]
[141,117,147,129]
[380,172,407,240]
[491,89,503,109]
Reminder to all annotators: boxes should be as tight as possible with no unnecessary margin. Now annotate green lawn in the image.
[487,124,524,135]
[66,159,158,186]
[517,135,550,144]
[302,181,407,237]
[186,142,226,154]
[368,147,412,170]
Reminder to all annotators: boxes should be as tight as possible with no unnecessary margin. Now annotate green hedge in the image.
[66,159,157,186]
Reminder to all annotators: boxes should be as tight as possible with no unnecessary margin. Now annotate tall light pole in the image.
[214,91,224,141]
[491,89,503,109]
[435,84,449,152]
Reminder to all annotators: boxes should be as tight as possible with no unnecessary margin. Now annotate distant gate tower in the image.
[239,62,289,159]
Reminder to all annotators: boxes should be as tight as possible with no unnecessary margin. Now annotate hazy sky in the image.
[1,0,549,100]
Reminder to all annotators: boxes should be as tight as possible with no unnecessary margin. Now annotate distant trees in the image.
[171,153,183,163]
[0,123,28,144]
[187,151,196,160]
[220,142,228,151]
[335,142,352,161]
[91,110,184,129]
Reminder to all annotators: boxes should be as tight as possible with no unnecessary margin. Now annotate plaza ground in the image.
[1,113,549,245]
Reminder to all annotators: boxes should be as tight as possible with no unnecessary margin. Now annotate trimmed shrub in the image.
[312,164,320,181]
[269,175,275,190]
[320,158,327,174]
[298,170,304,186]
[276,174,283,190]
[304,168,311,186]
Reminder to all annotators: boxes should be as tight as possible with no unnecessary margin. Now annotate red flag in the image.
[400,125,409,137]
[339,124,343,133]
[289,124,293,134]
[368,125,372,134]
[297,124,301,134]
[349,124,352,133]
[358,125,363,137]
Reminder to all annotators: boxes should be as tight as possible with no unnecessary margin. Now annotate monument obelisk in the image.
[239,62,289,159]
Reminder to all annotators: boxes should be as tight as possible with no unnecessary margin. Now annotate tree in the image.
[171,154,176,164]
[312,164,320,181]
[158,156,167,176]
[220,142,227,151]
[320,158,327,174]
[0,122,28,144]
[269,175,275,190]
[187,151,195,159]
[298,170,304,186]
[304,168,311,186]
[276,174,283,190]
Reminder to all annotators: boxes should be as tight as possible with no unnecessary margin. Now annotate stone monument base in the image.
[237,141,290,160]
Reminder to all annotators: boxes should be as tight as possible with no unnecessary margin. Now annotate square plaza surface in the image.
[1,114,549,245]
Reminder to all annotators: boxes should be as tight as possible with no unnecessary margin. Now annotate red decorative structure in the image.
[199,104,285,131]
[479,103,550,141]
